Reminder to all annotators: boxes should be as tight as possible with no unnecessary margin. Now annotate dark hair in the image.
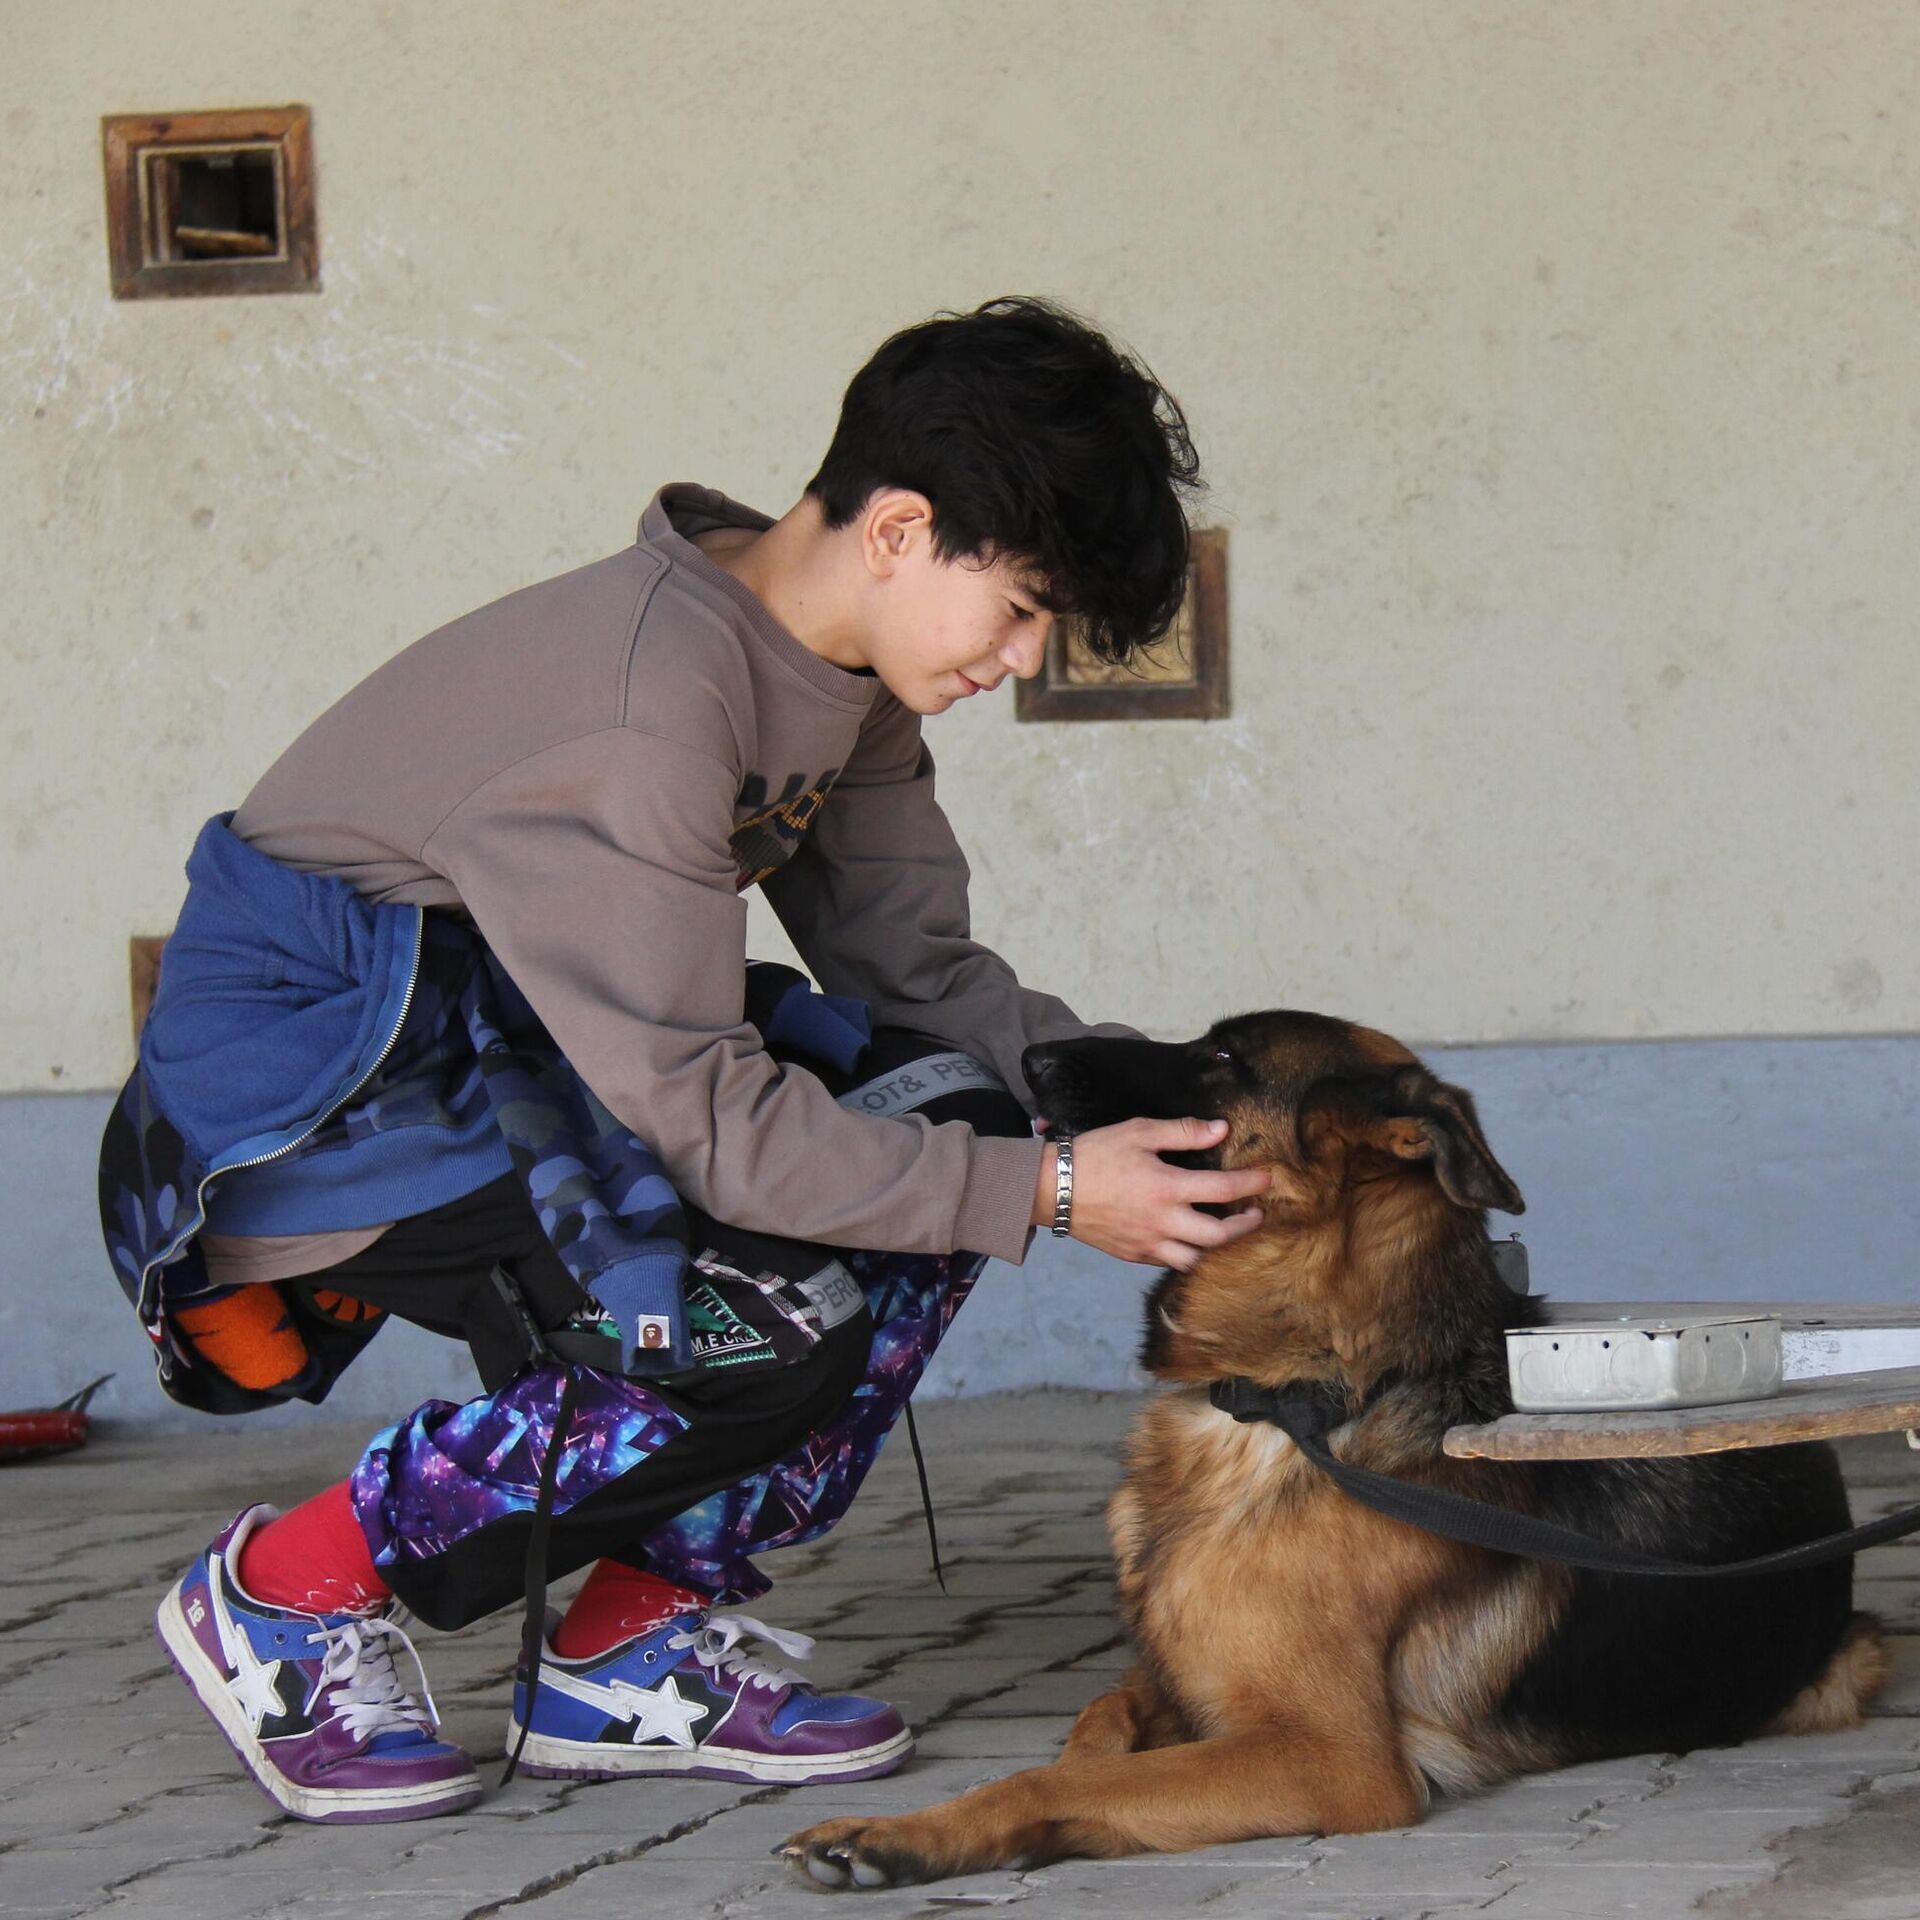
[805,296,1203,664]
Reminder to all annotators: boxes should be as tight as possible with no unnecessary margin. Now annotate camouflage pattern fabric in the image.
[98,905,865,1412]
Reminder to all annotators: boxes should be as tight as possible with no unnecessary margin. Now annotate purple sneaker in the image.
[506,1610,913,1785]
[156,1505,482,1824]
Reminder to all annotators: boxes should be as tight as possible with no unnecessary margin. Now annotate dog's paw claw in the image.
[781,1823,905,1892]
[805,1853,851,1889]
[834,1847,890,1889]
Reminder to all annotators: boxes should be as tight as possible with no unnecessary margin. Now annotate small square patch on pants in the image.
[633,1314,674,1353]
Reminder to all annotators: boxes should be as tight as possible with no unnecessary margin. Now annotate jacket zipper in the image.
[140,915,425,1342]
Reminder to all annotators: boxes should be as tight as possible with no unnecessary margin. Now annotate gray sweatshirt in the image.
[208,484,1118,1285]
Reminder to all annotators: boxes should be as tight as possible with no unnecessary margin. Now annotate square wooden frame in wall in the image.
[129,935,167,1043]
[102,105,318,300]
[1015,527,1230,723]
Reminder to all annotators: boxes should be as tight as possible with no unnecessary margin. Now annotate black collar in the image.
[1208,1373,1394,1440]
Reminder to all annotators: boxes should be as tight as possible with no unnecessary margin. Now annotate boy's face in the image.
[858,492,1054,715]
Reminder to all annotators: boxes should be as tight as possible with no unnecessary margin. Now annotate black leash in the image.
[493,1261,586,1788]
[495,1258,950,1793]
[901,1399,948,1595]
[500,1364,580,1785]
[872,1269,948,1595]
[1210,1376,1920,1579]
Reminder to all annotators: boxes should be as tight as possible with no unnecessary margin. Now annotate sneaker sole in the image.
[157,1578,483,1825]
[502,1717,914,1785]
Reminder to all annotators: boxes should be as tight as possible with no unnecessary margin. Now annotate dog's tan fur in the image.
[783,1013,1884,1889]
[1765,1614,1888,1736]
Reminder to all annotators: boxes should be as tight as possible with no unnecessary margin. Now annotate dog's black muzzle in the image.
[1023,1038,1222,1166]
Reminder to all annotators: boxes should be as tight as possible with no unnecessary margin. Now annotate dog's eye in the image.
[1211,1047,1234,1064]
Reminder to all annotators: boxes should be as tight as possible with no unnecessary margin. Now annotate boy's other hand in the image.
[1030,1118,1270,1270]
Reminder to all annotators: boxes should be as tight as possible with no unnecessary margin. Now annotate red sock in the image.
[238,1481,391,1616]
[553,1561,709,1658]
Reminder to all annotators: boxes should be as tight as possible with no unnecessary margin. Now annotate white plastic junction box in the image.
[1505,1314,1784,1413]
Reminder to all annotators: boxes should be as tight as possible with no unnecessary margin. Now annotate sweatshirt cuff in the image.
[953,1133,1046,1265]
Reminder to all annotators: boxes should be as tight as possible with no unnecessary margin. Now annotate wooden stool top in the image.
[1445,1363,1920,1460]
[1445,1302,1920,1460]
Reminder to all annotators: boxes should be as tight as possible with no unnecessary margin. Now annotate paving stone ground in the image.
[2,1392,1915,1920]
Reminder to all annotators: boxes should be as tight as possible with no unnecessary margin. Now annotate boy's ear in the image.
[862,489,934,573]
[1371,1068,1525,1215]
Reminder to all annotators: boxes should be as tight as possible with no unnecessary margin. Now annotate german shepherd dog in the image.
[783,1010,1886,1890]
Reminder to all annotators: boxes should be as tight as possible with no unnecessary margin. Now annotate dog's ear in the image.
[1372,1068,1525,1214]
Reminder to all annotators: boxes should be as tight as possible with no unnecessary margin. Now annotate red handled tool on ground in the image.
[0,1375,113,1463]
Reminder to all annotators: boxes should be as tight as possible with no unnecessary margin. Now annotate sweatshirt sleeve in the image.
[759,693,1145,1108]
[420,727,1044,1262]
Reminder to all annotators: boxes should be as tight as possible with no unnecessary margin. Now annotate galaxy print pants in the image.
[349,1246,988,1616]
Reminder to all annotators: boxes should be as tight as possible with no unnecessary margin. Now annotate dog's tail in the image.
[1764,1612,1888,1736]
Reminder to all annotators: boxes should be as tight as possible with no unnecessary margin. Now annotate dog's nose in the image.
[1021,1044,1063,1093]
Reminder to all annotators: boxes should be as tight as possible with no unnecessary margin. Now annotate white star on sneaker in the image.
[208,1555,290,1733]
[228,1638,289,1733]
[218,1609,290,1733]
[624,1673,707,1749]
[541,1663,711,1749]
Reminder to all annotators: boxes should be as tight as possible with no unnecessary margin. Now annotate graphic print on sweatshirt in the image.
[730,770,839,891]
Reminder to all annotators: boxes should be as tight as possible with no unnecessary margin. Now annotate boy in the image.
[101,296,1272,1823]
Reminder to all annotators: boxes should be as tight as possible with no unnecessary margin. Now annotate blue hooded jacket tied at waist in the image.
[97,813,875,1413]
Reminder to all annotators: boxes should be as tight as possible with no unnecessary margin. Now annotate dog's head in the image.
[1023,1011,1523,1385]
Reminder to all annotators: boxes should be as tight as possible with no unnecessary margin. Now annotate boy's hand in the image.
[1029,1117,1270,1270]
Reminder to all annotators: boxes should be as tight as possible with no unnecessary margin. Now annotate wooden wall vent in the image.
[1016,527,1230,723]
[103,105,318,300]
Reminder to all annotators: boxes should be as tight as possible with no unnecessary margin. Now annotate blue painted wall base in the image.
[8,1035,1916,1430]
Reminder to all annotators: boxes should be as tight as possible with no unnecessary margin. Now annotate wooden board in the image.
[1444,1364,1920,1461]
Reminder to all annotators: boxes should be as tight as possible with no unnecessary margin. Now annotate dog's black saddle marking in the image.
[1208,1373,1920,1579]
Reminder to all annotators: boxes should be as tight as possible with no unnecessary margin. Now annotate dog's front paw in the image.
[778,1815,942,1892]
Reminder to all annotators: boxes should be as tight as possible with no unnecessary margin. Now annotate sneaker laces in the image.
[665,1611,815,1691]
[305,1610,442,1744]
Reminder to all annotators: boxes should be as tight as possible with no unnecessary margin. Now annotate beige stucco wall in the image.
[4,0,1915,1094]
